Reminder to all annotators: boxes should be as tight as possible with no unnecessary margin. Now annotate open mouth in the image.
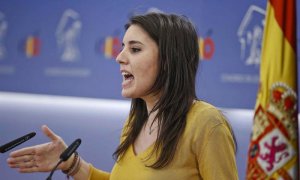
[122,72,134,81]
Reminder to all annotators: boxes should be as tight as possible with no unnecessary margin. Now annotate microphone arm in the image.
[0,132,36,153]
[46,138,81,180]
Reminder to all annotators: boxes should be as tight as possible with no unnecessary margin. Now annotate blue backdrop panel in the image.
[0,0,289,109]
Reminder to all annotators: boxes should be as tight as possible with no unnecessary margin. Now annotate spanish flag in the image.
[246,0,298,179]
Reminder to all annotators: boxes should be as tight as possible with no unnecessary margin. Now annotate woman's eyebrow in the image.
[122,40,144,47]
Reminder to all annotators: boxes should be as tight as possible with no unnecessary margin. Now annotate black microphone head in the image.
[60,138,81,161]
[0,132,36,153]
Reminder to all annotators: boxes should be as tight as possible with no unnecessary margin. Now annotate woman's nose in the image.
[116,49,127,64]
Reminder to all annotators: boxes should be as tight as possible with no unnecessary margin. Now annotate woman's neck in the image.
[142,94,160,114]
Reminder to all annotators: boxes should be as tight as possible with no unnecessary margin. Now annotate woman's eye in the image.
[131,48,141,53]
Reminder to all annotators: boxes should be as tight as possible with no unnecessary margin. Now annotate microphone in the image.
[60,138,81,161]
[46,138,81,180]
[0,132,36,153]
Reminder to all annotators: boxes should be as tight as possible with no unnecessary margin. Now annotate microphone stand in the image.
[46,159,63,180]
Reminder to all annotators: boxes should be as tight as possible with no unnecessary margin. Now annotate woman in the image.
[7,12,238,179]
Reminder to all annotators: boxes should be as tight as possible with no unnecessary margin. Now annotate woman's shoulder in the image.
[186,100,228,130]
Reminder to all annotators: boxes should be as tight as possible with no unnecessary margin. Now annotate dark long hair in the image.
[113,12,200,169]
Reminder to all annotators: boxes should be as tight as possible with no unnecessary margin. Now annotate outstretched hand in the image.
[7,125,68,173]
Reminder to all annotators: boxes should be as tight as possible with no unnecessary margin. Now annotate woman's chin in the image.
[121,90,132,98]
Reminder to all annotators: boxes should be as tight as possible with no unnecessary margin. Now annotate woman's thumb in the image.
[41,125,59,141]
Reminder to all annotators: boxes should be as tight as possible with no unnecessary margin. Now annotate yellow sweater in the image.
[88,101,238,180]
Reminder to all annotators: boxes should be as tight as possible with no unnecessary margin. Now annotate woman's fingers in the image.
[18,166,40,173]
[9,146,35,157]
[8,159,36,168]
[7,153,40,173]
[7,154,34,164]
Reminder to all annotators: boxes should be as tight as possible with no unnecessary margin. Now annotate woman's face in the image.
[116,24,159,101]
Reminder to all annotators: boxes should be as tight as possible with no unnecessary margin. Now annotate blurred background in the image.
[0,0,298,179]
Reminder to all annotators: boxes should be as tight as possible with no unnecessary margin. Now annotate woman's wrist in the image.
[62,151,81,176]
[61,152,77,171]
[58,152,91,180]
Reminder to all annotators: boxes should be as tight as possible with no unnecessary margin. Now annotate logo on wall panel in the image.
[199,36,215,61]
[237,5,265,66]
[96,36,122,59]
[0,11,8,60]
[25,35,41,58]
[56,9,82,62]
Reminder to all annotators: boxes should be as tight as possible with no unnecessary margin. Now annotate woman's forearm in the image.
[73,159,91,180]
